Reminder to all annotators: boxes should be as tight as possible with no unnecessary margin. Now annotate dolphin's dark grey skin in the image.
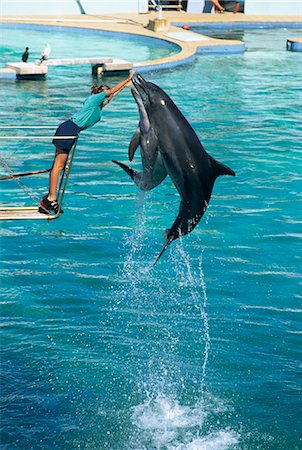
[133,74,236,264]
[113,88,167,191]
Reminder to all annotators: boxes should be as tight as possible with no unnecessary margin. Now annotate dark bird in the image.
[21,47,29,63]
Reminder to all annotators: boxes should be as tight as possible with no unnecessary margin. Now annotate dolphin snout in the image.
[131,88,140,103]
[133,73,147,92]
[133,77,149,105]
[132,77,141,92]
[136,73,146,83]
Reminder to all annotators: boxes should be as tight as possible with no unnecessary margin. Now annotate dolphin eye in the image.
[160,99,166,106]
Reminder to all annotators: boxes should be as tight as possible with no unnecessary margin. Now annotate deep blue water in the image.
[1,26,302,450]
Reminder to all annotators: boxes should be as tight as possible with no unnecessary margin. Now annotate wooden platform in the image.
[0,206,57,221]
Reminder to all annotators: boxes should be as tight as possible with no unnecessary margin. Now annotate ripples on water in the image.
[1,26,302,449]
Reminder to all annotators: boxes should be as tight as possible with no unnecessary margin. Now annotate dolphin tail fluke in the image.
[153,243,169,266]
[112,160,140,182]
[153,229,173,266]
[209,155,236,177]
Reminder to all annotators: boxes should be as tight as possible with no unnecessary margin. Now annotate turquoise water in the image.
[1,26,302,449]
[0,24,179,65]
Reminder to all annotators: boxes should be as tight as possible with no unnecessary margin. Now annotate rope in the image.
[0,168,51,181]
[0,157,44,207]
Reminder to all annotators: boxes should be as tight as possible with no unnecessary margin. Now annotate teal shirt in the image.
[71,91,107,130]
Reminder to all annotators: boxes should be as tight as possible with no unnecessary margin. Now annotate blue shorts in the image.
[52,119,81,154]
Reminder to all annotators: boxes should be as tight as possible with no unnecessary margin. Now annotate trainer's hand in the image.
[126,70,136,85]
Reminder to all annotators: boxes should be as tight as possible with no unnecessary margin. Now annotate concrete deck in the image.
[1,12,302,72]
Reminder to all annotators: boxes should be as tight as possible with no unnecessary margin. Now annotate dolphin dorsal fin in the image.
[209,155,236,178]
[128,127,140,162]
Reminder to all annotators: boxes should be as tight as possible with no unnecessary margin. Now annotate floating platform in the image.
[286,38,302,52]
[44,57,112,66]
[0,206,57,221]
[5,62,48,80]
[95,58,134,76]
[2,57,133,79]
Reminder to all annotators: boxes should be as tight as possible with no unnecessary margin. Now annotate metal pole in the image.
[157,0,163,19]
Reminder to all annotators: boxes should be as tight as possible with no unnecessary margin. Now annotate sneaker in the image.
[39,195,64,215]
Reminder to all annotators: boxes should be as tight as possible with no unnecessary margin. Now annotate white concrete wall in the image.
[186,1,213,14]
[0,0,149,16]
[244,0,301,16]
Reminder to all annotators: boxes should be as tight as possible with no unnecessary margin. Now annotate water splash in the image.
[116,203,238,449]
[113,190,152,312]
[171,238,211,397]
[130,392,239,450]
[123,190,149,271]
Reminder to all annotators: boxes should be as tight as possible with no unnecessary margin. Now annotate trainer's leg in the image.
[48,152,68,201]
[233,2,240,13]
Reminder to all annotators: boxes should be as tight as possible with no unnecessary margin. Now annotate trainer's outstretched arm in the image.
[103,70,135,106]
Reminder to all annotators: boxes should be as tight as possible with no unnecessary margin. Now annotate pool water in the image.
[0,24,179,65]
[1,26,302,450]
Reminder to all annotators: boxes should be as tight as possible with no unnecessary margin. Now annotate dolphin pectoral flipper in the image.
[112,160,141,183]
[128,128,140,162]
[209,155,236,178]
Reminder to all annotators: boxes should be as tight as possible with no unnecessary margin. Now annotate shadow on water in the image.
[190,28,245,42]
[111,193,240,449]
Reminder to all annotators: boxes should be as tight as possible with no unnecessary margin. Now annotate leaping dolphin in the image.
[113,88,167,191]
[132,74,236,264]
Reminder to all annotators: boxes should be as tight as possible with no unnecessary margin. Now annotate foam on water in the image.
[130,392,239,449]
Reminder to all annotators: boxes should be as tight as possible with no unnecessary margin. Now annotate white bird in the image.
[41,43,51,61]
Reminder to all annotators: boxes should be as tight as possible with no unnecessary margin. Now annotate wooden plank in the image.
[0,206,38,211]
[0,206,56,220]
